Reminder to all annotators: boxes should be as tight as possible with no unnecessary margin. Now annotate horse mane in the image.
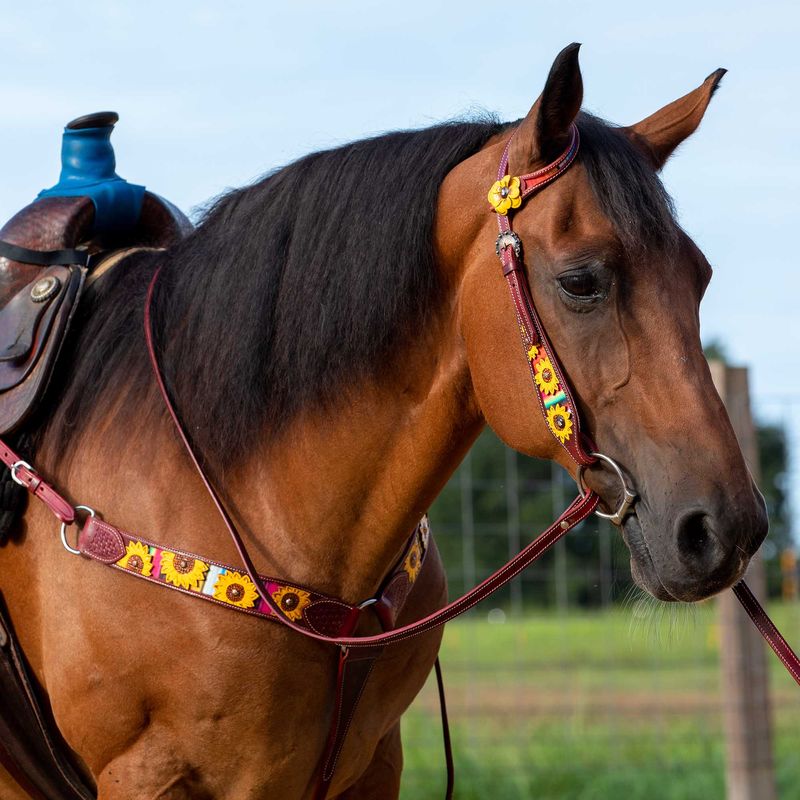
[41,112,676,469]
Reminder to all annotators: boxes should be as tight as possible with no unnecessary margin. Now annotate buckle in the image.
[10,460,34,487]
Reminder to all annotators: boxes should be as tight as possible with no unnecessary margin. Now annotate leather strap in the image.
[314,645,385,800]
[76,515,430,636]
[732,580,800,686]
[0,240,91,268]
[493,126,594,468]
[0,439,75,523]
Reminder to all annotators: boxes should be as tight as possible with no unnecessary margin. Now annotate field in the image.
[400,602,800,799]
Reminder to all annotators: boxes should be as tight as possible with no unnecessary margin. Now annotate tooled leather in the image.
[0,267,64,363]
[78,517,125,564]
[0,266,84,434]
[305,600,359,638]
[0,198,94,300]
[0,267,70,389]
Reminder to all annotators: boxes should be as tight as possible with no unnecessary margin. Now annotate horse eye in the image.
[558,271,601,299]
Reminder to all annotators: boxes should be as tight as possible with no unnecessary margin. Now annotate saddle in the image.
[0,112,191,800]
[0,111,191,436]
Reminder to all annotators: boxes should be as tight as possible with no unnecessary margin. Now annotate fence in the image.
[400,373,800,800]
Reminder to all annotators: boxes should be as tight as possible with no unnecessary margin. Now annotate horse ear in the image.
[625,69,727,170]
[509,43,583,173]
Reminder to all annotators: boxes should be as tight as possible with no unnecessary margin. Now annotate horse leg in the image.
[333,723,402,800]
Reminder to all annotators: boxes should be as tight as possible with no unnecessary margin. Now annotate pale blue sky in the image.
[3,1,799,525]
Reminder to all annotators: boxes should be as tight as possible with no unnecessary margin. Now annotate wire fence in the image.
[401,400,800,800]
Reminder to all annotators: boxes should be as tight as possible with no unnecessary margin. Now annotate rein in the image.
[1,125,799,799]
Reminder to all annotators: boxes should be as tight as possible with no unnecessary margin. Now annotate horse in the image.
[0,43,767,799]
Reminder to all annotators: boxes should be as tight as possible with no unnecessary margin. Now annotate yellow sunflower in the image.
[271,585,311,621]
[161,551,208,591]
[403,540,423,583]
[116,541,153,577]
[487,175,522,215]
[534,357,560,396]
[546,403,574,444]
[213,571,259,609]
[527,343,540,363]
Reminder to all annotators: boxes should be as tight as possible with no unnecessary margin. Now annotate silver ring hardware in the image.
[59,505,96,556]
[576,452,637,526]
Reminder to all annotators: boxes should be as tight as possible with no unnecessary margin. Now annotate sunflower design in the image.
[116,541,153,576]
[161,551,208,591]
[546,403,574,444]
[271,585,311,621]
[534,357,560,396]
[526,344,540,363]
[213,570,260,609]
[403,540,423,583]
[487,175,522,215]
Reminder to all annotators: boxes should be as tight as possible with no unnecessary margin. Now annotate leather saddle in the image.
[0,112,191,435]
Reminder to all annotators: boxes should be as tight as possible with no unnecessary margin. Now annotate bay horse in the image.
[0,44,767,799]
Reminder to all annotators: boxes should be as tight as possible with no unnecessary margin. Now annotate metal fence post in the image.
[710,361,777,800]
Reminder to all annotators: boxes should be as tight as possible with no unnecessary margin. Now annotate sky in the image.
[2,1,800,530]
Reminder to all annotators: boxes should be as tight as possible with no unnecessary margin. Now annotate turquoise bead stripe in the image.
[544,391,567,408]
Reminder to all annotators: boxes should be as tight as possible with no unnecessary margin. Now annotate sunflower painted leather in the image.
[77,514,431,638]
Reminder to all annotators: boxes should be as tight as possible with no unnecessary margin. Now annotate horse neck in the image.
[42,294,483,603]
[223,315,483,600]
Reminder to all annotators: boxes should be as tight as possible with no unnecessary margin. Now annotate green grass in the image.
[400,603,800,799]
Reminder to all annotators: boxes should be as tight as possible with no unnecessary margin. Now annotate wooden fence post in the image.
[709,361,777,800]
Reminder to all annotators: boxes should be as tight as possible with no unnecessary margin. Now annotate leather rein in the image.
[1,125,799,799]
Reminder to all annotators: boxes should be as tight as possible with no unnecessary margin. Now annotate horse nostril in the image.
[676,511,721,571]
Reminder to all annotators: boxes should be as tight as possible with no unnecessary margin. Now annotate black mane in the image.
[43,112,676,467]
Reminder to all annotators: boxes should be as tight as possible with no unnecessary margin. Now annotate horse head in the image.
[443,44,768,602]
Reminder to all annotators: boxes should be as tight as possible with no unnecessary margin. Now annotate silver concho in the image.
[30,275,61,303]
[495,231,522,260]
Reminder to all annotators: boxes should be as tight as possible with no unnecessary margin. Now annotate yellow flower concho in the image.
[271,586,311,621]
[488,175,522,215]
[213,570,260,609]
[547,403,574,444]
[534,357,560,396]
[117,541,153,577]
[161,551,208,591]
[526,344,540,364]
[403,540,423,583]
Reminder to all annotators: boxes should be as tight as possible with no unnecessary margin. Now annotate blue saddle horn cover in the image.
[37,111,146,234]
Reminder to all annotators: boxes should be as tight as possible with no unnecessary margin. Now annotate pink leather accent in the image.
[78,517,125,564]
[0,439,74,523]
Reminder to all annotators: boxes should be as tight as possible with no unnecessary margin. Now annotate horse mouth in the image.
[619,511,749,603]
[619,512,676,601]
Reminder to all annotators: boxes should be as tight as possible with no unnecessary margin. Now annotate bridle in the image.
[0,123,797,800]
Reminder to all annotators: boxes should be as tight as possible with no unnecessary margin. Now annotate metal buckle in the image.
[576,452,637,526]
[10,460,34,487]
[59,505,96,556]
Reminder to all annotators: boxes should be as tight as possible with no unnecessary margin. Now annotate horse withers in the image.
[0,44,767,799]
